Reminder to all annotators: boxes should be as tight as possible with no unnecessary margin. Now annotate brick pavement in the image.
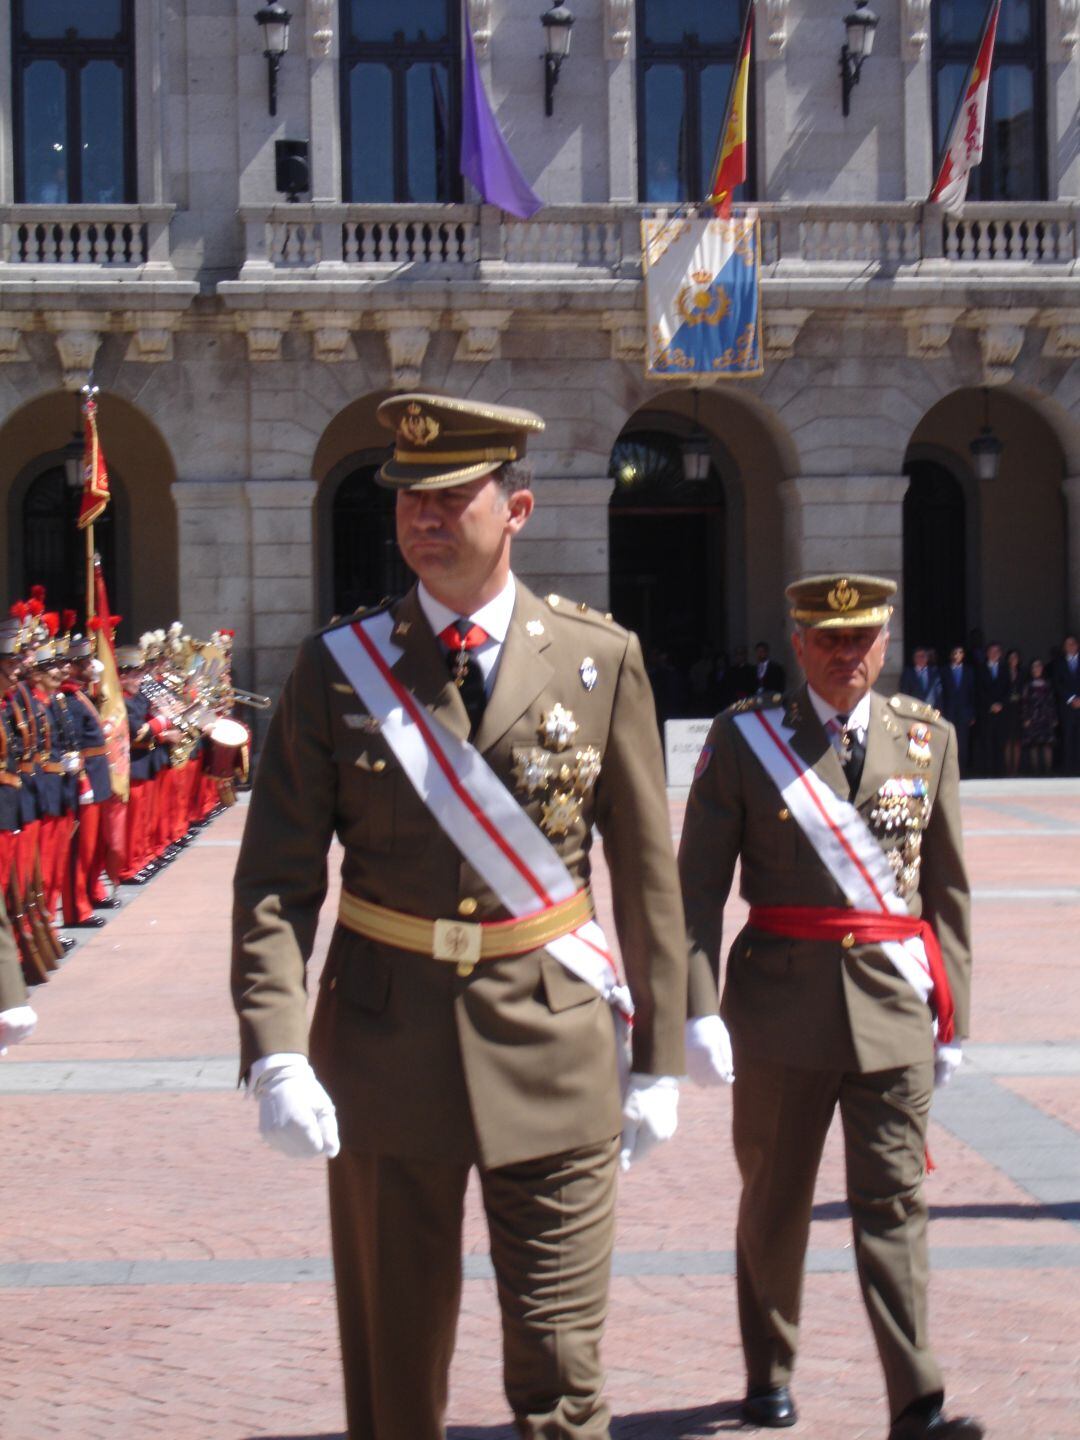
[1,782,1079,1439]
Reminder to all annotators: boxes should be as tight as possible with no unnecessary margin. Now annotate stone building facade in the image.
[0,0,1078,708]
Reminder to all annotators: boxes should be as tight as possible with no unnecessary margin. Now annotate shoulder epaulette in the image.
[889,693,941,722]
[729,691,784,715]
[543,594,626,635]
[318,596,395,637]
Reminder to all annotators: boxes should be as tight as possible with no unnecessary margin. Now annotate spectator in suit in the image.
[1054,635,1080,775]
[900,647,943,709]
[1022,658,1057,776]
[940,646,976,777]
[752,641,786,696]
[977,642,1010,777]
[1003,649,1024,778]
[725,645,753,706]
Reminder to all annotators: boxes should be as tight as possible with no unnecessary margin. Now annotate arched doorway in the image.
[21,461,124,616]
[325,458,409,620]
[608,427,727,720]
[1,391,175,638]
[902,460,966,662]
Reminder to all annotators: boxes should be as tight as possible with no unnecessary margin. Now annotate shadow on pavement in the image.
[814,1198,1080,1222]
[444,1402,744,1438]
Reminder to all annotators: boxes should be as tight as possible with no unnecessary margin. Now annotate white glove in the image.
[619,1073,679,1173]
[251,1054,340,1159]
[934,1043,963,1089]
[0,1005,38,1055]
[684,1015,735,1087]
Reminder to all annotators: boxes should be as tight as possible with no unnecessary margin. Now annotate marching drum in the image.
[205,715,250,803]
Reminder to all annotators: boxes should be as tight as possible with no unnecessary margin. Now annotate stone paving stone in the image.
[2,783,1080,1438]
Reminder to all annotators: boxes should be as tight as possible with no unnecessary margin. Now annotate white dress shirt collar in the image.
[417,576,516,688]
[807,684,871,736]
[417,574,516,646]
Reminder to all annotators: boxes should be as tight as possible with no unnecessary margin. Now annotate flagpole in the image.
[85,525,96,626]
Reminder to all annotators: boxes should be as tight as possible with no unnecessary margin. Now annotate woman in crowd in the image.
[1004,648,1024,777]
[1021,657,1057,776]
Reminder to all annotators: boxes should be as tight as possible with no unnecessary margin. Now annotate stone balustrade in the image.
[237,201,1079,281]
[0,205,177,272]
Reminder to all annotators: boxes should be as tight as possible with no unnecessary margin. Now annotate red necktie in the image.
[438,622,488,653]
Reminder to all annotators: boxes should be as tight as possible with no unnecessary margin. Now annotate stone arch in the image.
[904,386,1068,661]
[0,389,178,638]
[606,386,797,715]
[312,391,399,623]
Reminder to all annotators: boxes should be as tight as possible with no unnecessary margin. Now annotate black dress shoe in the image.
[92,897,122,910]
[888,1409,985,1440]
[741,1386,797,1428]
[69,915,106,928]
[59,935,76,953]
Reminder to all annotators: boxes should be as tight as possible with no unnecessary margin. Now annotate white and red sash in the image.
[733,705,942,1028]
[322,614,631,1027]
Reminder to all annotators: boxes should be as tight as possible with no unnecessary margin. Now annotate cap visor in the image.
[377,459,504,491]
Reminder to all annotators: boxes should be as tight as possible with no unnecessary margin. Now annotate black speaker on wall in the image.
[275,139,310,201]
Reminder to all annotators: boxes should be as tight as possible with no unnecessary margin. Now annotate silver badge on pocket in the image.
[580,657,597,691]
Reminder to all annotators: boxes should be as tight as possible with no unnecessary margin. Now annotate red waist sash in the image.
[747,904,955,1047]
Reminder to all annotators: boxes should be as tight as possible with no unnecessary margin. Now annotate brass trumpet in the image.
[228,687,272,711]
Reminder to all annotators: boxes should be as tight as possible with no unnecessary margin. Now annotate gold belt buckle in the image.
[433,918,483,976]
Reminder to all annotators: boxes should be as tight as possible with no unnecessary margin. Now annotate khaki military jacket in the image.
[679,685,972,1073]
[0,892,26,1011]
[232,580,687,1169]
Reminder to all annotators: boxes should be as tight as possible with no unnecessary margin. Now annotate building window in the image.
[341,0,460,202]
[932,0,1045,200]
[637,0,754,204]
[11,0,135,204]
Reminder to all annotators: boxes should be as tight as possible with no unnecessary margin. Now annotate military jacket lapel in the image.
[782,684,849,801]
[387,589,471,742]
[853,692,907,809]
[472,585,553,754]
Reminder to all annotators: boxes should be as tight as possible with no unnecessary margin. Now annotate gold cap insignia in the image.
[398,402,440,449]
[827,578,859,613]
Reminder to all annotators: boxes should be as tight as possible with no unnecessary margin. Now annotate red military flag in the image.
[706,2,753,218]
[928,0,1001,213]
[90,559,130,802]
[76,386,110,531]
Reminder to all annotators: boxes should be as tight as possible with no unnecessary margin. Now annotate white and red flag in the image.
[928,0,1001,213]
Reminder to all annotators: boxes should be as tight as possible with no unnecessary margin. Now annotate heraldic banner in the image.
[642,213,763,380]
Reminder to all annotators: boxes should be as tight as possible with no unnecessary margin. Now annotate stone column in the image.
[515,478,612,611]
[173,479,253,663]
[778,474,909,684]
[244,479,318,701]
[1064,477,1080,634]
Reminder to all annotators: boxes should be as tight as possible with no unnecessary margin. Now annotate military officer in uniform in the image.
[679,574,982,1440]
[232,394,687,1440]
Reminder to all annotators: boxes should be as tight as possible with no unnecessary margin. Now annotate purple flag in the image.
[460,8,542,219]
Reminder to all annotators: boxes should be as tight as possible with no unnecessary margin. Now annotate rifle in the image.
[31,847,65,964]
[7,878,49,984]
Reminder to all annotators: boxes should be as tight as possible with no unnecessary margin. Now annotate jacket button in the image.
[458,897,478,917]
[372,758,387,773]
[841,932,855,949]
[777,807,790,821]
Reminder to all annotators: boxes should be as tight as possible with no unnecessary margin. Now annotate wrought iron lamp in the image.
[682,392,712,482]
[840,0,879,116]
[62,431,84,490]
[969,388,1004,482]
[541,3,575,117]
[254,5,291,117]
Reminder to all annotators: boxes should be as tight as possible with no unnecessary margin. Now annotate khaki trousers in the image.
[328,1137,619,1440]
[732,1053,942,1420]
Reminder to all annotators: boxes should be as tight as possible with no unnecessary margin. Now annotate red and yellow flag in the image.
[91,559,130,801]
[928,0,1001,212]
[707,4,753,217]
[76,387,110,531]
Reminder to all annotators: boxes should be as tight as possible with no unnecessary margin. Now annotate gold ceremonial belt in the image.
[337,887,594,977]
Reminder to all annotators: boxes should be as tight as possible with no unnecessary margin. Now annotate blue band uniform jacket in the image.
[680,685,972,1072]
[232,581,688,1170]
